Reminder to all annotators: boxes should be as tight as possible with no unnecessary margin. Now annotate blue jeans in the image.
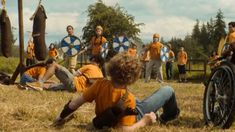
[20,74,36,85]
[166,62,173,80]
[136,86,178,121]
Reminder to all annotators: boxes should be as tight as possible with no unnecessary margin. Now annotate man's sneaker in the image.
[159,108,180,124]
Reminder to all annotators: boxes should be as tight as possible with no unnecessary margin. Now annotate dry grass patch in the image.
[0,80,235,131]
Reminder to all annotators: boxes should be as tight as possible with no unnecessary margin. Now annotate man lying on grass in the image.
[28,55,103,92]
[52,52,180,131]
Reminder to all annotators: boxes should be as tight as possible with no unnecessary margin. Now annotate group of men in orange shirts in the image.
[140,33,188,83]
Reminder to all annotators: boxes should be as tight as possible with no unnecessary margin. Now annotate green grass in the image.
[0,57,19,74]
[1,79,235,131]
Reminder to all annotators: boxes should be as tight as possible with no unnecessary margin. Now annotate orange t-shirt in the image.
[228,32,235,44]
[25,66,46,79]
[91,36,107,56]
[83,79,136,126]
[148,42,163,60]
[168,50,175,62]
[177,51,187,65]
[48,48,58,58]
[127,48,137,57]
[73,64,103,92]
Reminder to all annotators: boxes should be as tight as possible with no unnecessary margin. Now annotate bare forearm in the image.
[119,118,147,131]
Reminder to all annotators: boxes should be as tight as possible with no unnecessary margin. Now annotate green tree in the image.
[192,19,200,42]
[213,9,226,47]
[199,23,210,53]
[82,0,144,44]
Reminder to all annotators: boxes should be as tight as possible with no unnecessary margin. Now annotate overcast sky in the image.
[5,0,235,47]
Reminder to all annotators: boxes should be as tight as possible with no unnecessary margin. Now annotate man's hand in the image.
[142,112,156,125]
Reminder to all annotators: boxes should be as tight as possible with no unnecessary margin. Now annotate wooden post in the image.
[18,0,24,69]
[10,0,25,84]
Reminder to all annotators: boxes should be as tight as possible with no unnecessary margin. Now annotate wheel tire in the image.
[203,62,235,129]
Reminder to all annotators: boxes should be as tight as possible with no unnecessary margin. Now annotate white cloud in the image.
[46,12,80,35]
[140,16,194,42]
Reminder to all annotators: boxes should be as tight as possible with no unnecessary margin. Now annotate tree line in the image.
[168,9,226,59]
[0,1,228,60]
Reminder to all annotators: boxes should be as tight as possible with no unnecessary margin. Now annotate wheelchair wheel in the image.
[203,63,235,129]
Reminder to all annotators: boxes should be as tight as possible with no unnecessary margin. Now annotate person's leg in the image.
[54,65,76,92]
[169,63,173,80]
[182,65,187,82]
[166,63,170,80]
[20,74,36,85]
[178,65,182,82]
[136,86,179,122]
[26,59,29,67]
[42,62,57,81]
[145,60,154,82]
[156,60,163,81]
[69,55,77,74]
[46,83,67,91]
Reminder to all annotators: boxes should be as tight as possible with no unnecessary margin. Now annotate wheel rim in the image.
[205,66,234,127]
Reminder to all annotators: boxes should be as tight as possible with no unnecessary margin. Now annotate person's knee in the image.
[159,86,174,96]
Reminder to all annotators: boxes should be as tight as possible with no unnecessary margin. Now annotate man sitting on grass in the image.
[20,59,54,85]
[52,52,180,131]
[28,55,104,92]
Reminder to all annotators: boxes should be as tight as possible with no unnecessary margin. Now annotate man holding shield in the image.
[145,33,164,83]
[90,25,108,77]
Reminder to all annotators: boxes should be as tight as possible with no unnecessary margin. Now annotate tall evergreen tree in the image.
[213,9,226,47]
[192,19,200,42]
[199,23,210,52]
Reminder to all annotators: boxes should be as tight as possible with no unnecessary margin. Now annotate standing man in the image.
[90,25,107,77]
[145,33,164,83]
[26,40,35,66]
[140,45,150,78]
[177,47,188,82]
[64,25,78,74]
[165,44,175,80]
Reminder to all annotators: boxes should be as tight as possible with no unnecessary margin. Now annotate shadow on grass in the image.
[168,116,206,128]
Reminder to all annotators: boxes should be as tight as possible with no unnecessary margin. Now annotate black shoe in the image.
[159,108,180,124]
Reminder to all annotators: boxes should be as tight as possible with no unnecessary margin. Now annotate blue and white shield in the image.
[113,36,129,53]
[61,35,81,57]
[101,42,109,59]
[160,46,169,62]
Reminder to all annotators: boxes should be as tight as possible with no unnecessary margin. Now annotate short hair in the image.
[45,58,56,65]
[66,25,74,30]
[107,52,141,85]
[228,22,235,27]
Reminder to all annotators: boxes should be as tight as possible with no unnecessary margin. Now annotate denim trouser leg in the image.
[20,74,36,85]
[166,62,173,80]
[47,83,67,91]
[136,86,178,120]
[54,65,76,92]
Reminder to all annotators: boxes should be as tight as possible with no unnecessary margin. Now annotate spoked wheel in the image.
[203,63,235,129]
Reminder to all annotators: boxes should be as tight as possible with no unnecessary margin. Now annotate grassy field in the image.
[1,79,235,132]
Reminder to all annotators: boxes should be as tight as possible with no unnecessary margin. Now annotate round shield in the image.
[160,46,169,62]
[113,36,129,52]
[61,35,82,57]
[101,42,109,59]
